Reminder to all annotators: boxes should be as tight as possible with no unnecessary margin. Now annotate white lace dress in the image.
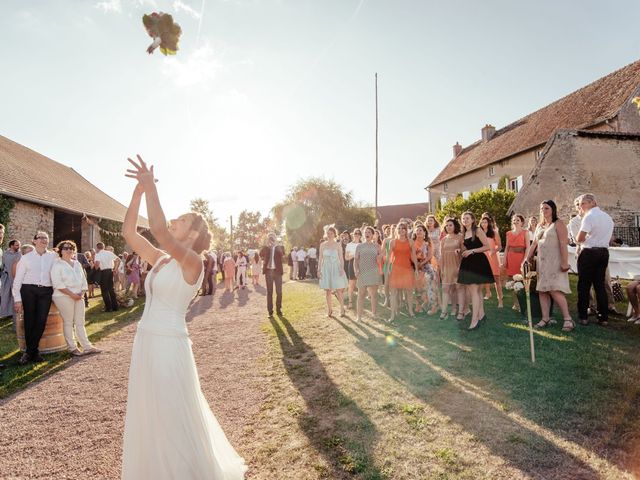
[122,255,247,479]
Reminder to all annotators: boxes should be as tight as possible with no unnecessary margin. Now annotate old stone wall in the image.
[512,131,640,227]
[6,200,54,244]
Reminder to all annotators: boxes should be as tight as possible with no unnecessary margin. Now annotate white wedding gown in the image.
[122,255,247,479]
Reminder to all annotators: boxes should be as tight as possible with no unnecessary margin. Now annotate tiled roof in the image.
[0,135,149,227]
[428,59,640,187]
[376,202,429,225]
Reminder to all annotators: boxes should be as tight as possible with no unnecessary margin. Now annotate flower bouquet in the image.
[505,273,552,319]
[116,290,136,308]
[142,12,182,55]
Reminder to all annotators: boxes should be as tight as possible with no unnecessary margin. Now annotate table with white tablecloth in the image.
[568,246,640,280]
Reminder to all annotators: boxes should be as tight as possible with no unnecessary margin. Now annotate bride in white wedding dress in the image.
[121,156,247,479]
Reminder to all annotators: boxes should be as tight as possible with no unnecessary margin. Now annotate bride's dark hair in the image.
[185,213,212,254]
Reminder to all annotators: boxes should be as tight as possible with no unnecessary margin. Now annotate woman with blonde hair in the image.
[318,225,347,317]
[354,226,382,321]
[121,155,246,479]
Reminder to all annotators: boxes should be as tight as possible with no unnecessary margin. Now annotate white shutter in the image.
[462,191,470,200]
[516,175,523,192]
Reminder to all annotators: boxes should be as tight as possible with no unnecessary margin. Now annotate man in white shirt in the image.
[296,248,307,280]
[13,231,57,364]
[307,245,318,279]
[93,242,119,313]
[576,193,614,326]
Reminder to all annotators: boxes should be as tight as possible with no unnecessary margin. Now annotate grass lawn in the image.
[255,276,640,479]
[0,293,144,399]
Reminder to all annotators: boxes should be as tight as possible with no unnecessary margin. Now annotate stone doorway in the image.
[53,210,83,251]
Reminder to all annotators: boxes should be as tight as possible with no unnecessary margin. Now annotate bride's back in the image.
[138,256,202,335]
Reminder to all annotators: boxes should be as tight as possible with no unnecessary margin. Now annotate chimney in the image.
[481,124,496,142]
[453,142,462,158]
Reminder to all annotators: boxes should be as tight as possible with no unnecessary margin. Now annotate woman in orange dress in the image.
[480,215,503,308]
[504,214,530,310]
[388,221,418,321]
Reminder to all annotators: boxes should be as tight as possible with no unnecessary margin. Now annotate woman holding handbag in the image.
[524,200,574,332]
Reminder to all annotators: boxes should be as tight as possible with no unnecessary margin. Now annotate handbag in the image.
[611,277,625,303]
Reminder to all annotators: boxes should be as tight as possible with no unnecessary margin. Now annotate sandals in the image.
[534,318,551,328]
[439,311,448,320]
[562,319,575,332]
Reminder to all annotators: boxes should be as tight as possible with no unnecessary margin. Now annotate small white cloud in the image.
[162,43,220,87]
[95,0,122,13]
[173,0,201,19]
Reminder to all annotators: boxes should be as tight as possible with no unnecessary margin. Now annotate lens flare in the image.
[284,204,306,230]
[385,335,396,347]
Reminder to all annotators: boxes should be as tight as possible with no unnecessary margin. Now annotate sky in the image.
[2,0,640,229]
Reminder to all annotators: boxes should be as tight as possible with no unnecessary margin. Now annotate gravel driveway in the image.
[0,285,269,480]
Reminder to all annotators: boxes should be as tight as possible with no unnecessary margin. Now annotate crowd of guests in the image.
[0,192,636,366]
[296,193,635,330]
[196,248,265,295]
[0,228,109,365]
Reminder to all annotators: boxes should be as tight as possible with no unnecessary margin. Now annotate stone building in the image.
[426,59,640,210]
[0,135,148,251]
[510,129,640,243]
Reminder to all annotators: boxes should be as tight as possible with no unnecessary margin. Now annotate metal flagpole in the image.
[375,73,379,222]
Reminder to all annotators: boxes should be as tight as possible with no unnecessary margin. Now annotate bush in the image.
[436,188,516,246]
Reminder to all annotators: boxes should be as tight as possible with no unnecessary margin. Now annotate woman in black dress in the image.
[458,211,494,330]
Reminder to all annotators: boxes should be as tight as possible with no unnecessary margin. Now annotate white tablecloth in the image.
[568,246,640,280]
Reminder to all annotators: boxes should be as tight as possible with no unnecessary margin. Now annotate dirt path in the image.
[0,284,270,480]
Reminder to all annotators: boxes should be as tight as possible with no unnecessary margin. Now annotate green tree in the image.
[233,210,274,250]
[436,188,517,245]
[189,198,229,250]
[271,178,375,248]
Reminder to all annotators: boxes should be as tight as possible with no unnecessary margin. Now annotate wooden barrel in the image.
[16,304,68,354]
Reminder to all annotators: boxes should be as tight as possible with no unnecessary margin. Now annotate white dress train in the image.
[122,255,247,479]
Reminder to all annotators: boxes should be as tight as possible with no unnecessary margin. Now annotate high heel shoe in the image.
[468,320,480,330]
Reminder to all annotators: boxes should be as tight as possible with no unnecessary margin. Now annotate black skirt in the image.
[346,259,356,280]
[458,235,494,285]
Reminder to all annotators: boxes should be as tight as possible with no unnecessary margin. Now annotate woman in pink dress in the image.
[480,215,503,308]
[504,214,530,310]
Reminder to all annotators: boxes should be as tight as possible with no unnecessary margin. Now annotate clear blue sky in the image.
[2,0,639,227]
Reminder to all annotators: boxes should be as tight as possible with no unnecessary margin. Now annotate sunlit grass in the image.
[250,276,640,479]
[0,293,144,399]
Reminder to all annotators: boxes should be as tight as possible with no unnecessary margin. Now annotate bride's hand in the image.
[126,155,157,190]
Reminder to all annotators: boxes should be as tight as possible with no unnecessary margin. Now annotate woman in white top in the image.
[51,240,100,356]
[235,251,248,290]
[344,228,362,309]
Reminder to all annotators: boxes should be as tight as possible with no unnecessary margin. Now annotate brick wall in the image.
[6,200,54,244]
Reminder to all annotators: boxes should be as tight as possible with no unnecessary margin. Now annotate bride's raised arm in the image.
[125,155,202,282]
[122,177,164,266]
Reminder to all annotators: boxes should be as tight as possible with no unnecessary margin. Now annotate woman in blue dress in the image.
[318,225,348,317]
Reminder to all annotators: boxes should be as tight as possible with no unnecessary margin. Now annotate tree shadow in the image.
[333,316,609,479]
[269,315,382,478]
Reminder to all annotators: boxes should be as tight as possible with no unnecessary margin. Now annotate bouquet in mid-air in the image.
[142,12,182,55]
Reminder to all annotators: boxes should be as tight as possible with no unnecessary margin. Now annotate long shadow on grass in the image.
[334,316,608,479]
[380,307,640,476]
[269,315,382,479]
